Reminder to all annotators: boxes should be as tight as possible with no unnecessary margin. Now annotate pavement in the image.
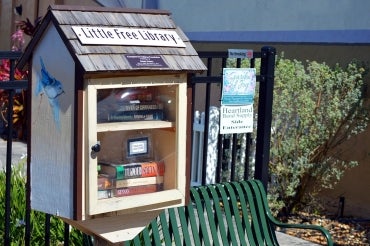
[0,138,27,170]
[0,139,321,245]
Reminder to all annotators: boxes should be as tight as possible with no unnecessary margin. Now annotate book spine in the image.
[114,184,163,197]
[141,161,165,177]
[108,109,164,122]
[98,189,113,199]
[117,103,164,112]
[122,164,142,179]
[98,175,114,190]
[99,161,165,179]
[114,176,164,188]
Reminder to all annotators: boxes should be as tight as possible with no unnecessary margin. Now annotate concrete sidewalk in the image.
[276,231,321,245]
[0,139,321,245]
[0,138,27,169]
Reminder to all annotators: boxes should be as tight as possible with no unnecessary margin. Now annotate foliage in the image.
[226,55,369,215]
[0,21,30,140]
[269,55,369,214]
[0,162,84,245]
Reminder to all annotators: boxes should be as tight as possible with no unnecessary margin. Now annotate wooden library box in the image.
[18,5,206,242]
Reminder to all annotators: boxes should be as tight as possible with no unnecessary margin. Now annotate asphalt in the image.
[0,139,321,245]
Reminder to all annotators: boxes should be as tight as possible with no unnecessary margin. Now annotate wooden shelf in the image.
[90,189,184,215]
[97,120,174,132]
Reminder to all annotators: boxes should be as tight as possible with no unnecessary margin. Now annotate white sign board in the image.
[220,105,253,134]
[71,26,186,47]
[228,49,253,59]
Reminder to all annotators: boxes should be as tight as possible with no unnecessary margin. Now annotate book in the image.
[98,189,113,199]
[108,109,164,122]
[114,176,164,188]
[98,174,114,190]
[99,161,165,180]
[116,102,164,112]
[114,184,163,197]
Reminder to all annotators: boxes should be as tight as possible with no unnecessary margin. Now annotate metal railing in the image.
[190,46,276,187]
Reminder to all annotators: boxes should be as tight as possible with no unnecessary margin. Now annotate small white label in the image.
[228,49,253,59]
[71,26,186,47]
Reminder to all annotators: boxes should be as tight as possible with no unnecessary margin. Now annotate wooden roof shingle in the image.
[18,5,206,75]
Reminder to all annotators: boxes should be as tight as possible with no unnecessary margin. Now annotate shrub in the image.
[270,56,369,214]
[0,162,83,245]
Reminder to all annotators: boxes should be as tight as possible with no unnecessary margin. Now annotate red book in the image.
[114,184,163,197]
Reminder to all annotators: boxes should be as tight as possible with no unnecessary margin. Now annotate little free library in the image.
[18,5,206,243]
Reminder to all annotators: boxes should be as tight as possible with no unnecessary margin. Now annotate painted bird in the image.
[38,57,64,99]
[36,57,64,130]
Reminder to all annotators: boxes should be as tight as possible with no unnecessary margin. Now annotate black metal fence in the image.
[0,51,28,245]
[191,46,276,187]
[1,47,275,245]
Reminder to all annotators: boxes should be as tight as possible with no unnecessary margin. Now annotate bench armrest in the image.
[268,217,334,246]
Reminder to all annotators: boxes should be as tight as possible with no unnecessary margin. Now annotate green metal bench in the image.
[125,180,333,245]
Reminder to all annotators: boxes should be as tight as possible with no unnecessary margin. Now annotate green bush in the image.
[0,161,84,245]
[227,55,369,215]
[270,56,369,214]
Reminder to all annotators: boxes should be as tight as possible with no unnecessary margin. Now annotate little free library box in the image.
[18,5,206,243]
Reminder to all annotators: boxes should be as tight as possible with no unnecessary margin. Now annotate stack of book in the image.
[97,161,165,199]
[107,102,165,122]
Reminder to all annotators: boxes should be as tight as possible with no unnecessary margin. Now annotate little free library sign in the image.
[71,26,186,47]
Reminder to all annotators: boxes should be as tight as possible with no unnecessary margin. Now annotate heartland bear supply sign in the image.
[71,26,186,47]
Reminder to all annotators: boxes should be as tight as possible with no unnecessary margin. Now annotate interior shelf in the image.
[97,120,175,132]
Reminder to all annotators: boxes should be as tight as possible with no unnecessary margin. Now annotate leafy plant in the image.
[0,162,84,245]
[269,56,369,214]
[0,21,29,140]
[226,55,369,215]
[0,18,41,140]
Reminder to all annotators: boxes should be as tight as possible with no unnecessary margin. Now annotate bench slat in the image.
[207,185,230,245]
[190,188,212,246]
[215,183,241,245]
[176,206,193,245]
[249,180,279,244]
[232,181,258,245]
[223,182,248,246]
[185,203,203,245]
[198,186,222,246]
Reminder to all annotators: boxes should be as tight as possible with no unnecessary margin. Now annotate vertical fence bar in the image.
[254,46,276,188]
[216,57,227,183]
[230,58,242,181]
[244,57,256,180]
[45,214,51,246]
[4,58,16,246]
[201,58,212,185]
[64,222,70,246]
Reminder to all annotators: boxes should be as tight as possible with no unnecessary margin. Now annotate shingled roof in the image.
[18,5,206,75]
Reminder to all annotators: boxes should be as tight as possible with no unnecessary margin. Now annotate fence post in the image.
[254,46,276,188]
[4,58,16,246]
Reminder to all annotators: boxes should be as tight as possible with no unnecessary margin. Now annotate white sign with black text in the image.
[71,26,186,47]
[220,105,253,134]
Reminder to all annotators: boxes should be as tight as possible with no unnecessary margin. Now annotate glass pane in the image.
[95,85,178,199]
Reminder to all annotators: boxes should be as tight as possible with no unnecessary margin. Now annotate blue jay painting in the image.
[36,57,65,130]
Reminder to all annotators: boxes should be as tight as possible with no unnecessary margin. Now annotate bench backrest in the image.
[126,180,279,245]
